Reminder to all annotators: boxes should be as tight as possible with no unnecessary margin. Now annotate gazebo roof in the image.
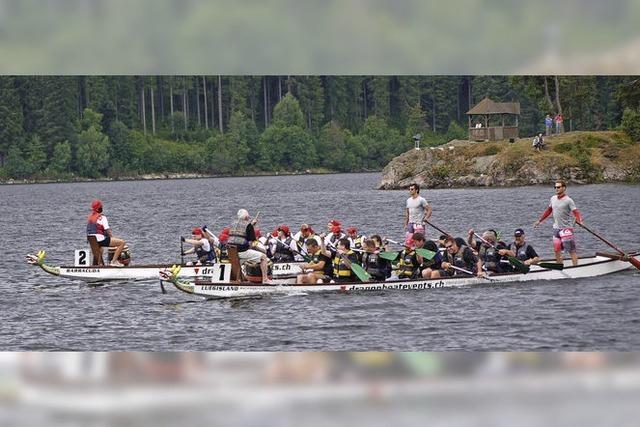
[466,97,520,115]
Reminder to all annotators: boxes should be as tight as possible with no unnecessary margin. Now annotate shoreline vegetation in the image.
[1,76,640,186]
[379,131,640,190]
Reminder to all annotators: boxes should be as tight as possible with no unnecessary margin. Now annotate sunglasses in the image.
[445,245,453,249]
[554,186,563,189]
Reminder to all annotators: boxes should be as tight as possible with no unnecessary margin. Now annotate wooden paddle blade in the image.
[629,256,640,271]
[350,263,371,281]
[415,248,436,260]
[379,251,399,261]
[539,262,564,270]
[507,256,530,274]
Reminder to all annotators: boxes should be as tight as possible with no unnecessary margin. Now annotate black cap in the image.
[514,228,525,237]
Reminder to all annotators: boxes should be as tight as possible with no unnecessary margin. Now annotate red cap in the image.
[347,227,357,235]
[271,229,279,237]
[219,228,230,243]
[331,225,342,234]
[91,199,102,211]
[328,219,341,227]
[404,234,415,248]
[192,227,203,236]
[278,225,290,235]
[254,228,262,238]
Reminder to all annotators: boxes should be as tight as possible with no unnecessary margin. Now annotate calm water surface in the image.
[0,173,639,350]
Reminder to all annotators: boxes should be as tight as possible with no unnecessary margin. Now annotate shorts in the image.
[407,223,425,234]
[97,236,111,247]
[238,249,264,264]
[553,228,576,253]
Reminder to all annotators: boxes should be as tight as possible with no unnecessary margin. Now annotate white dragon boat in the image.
[26,250,304,282]
[159,252,637,299]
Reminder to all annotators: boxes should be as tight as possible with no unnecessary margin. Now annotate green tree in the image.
[49,141,72,175]
[5,144,29,178]
[272,93,305,127]
[621,108,640,142]
[316,121,357,171]
[23,134,46,175]
[76,128,111,178]
[0,76,24,166]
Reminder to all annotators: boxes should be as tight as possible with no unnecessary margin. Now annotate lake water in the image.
[0,173,639,350]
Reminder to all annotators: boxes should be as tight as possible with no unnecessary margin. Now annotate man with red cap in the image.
[346,226,366,252]
[291,224,320,260]
[181,227,216,265]
[268,225,298,262]
[323,219,346,249]
[86,199,127,267]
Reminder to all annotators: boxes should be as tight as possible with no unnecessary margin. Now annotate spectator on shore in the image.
[545,114,553,136]
[554,113,564,135]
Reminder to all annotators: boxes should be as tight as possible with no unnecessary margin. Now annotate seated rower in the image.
[324,219,346,248]
[420,240,444,279]
[432,236,479,278]
[331,238,361,283]
[361,239,391,281]
[269,225,298,263]
[296,239,333,284]
[394,235,421,280]
[86,199,127,267]
[467,229,509,274]
[498,228,540,269]
[217,227,230,261]
[370,234,389,252]
[181,227,216,265]
[346,227,366,252]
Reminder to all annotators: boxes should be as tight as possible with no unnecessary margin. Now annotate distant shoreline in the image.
[0,169,382,186]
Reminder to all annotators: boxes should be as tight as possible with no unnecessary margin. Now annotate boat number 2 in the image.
[211,263,232,283]
[75,249,90,267]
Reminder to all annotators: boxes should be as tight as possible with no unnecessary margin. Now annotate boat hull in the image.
[31,260,304,282]
[166,255,633,298]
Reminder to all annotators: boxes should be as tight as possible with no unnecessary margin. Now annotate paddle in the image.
[270,235,311,262]
[539,262,564,270]
[382,240,436,261]
[180,238,185,266]
[576,223,640,271]
[425,220,452,238]
[449,265,496,282]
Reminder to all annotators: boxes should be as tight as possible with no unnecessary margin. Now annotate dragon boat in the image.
[159,252,638,299]
[26,250,304,282]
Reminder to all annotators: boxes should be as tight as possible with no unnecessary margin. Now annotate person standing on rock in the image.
[403,183,432,238]
[533,180,583,266]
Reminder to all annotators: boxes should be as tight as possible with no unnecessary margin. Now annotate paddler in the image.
[361,239,391,281]
[432,236,479,278]
[269,225,297,262]
[498,228,540,269]
[467,229,509,274]
[86,199,127,267]
[533,180,583,266]
[394,235,421,280]
[296,239,333,284]
[330,238,361,283]
[324,219,346,248]
[181,227,216,265]
[227,209,271,283]
[346,227,366,252]
[419,240,444,279]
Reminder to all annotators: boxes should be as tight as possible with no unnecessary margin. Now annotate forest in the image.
[0,76,639,180]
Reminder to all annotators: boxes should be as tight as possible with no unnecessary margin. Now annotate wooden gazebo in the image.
[466,97,520,141]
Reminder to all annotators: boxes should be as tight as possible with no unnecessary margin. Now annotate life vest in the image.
[195,239,216,264]
[333,250,357,280]
[227,218,250,250]
[273,236,295,262]
[397,249,418,278]
[309,249,333,277]
[447,247,477,274]
[362,251,388,279]
[510,242,533,262]
[86,212,106,236]
[351,236,365,251]
[478,245,500,272]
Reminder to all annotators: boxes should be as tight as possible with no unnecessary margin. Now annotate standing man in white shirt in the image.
[403,183,432,237]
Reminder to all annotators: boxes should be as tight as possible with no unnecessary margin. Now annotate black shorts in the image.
[98,236,111,247]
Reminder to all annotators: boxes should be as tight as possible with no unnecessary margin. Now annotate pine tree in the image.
[41,76,78,158]
[0,77,24,166]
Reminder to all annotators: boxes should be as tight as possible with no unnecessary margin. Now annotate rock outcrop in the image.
[378,131,640,189]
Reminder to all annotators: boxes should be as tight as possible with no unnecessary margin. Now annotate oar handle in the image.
[425,220,452,237]
[449,265,474,276]
[473,232,496,248]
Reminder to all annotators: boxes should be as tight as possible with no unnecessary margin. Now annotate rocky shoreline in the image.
[379,131,640,190]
